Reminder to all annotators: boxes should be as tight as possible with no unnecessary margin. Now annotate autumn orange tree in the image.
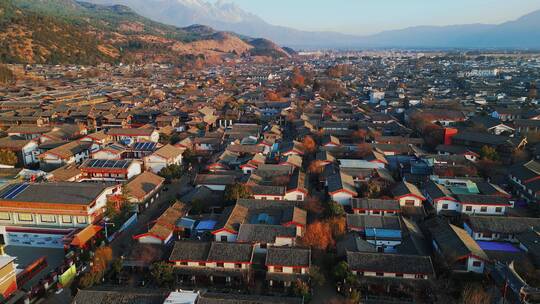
[302,136,317,154]
[355,143,373,158]
[78,246,114,288]
[300,217,346,250]
[301,221,335,250]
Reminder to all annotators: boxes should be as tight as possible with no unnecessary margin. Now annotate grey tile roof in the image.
[237,224,296,243]
[346,214,402,230]
[346,252,435,276]
[466,216,540,234]
[266,247,311,267]
[426,218,488,262]
[351,198,400,211]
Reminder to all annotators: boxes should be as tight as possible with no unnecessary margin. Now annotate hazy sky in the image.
[213,0,540,35]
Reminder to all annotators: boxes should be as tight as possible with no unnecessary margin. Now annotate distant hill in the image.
[0,0,290,65]
[83,0,540,49]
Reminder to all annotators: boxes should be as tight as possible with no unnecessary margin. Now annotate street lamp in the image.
[103,217,115,241]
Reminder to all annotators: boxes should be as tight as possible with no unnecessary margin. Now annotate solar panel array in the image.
[0,183,29,199]
[83,159,131,169]
[132,142,157,151]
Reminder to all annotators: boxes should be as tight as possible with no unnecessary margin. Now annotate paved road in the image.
[42,175,191,304]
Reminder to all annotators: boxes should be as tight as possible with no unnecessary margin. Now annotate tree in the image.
[325,200,345,218]
[292,279,311,301]
[302,136,317,154]
[355,143,373,158]
[461,284,491,304]
[308,160,326,175]
[158,164,183,181]
[169,133,181,145]
[479,145,499,161]
[333,261,351,282]
[309,266,325,287]
[327,217,346,239]
[150,261,174,287]
[224,183,252,202]
[0,150,18,166]
[301,221,334,250]
[304,196,325,215]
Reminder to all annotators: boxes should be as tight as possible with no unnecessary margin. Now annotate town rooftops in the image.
[0,182,115,205]
[455,194,510,206]
[237,224,297,243]
[465,216,540,235]
[80,159,135,172]
[346,214,402,231]
[391,181,425,200]
[108,128,156,137]
[152,144,185,159]
[351,198,400,211]
[346,252,435,276]
[169,241,253,263]
[125,171,165,201]
[426,217,488,262]
[266,247,310,267]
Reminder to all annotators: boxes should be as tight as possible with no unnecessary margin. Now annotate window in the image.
[220,236,228,242]
[62,215,72,223]
[274,266,283,273]
[373,211,380,215]
[415,274,425,279]
[77,216,87,224]
[472,261,482,267]
[480,207,487,213]
[40,215,56,223]
[293,268,302,274]
[405,200,415,206]
[0,212,10,220]
[495,207,502,213]
[395,273,404,278]
[180,262,188,266]
[465,206,472,212]
[198,262,206,267]
[18,213,33,222]
[442,204,449,210]
[376,272,384,277]
[296,195,303,200]
[216,262,224,268]
[235,263,242,269]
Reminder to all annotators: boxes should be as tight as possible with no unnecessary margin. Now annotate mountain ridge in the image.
[84,0,540,49]
[0,0,291,64]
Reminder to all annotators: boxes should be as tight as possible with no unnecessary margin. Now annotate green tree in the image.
[224,183,252,202]
[169,133,181,145]
[333,261,352,282]
[158,164,183,181]
[0,150,18,166]
[150,261,174,287]
[480,145,499,161]
[292,279,311,301]
[309,266,325,287]
[325,201,345,218]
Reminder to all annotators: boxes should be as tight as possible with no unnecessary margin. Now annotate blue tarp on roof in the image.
[178,217,196,229]
[477,241,521,253]
[195,220,217,231]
